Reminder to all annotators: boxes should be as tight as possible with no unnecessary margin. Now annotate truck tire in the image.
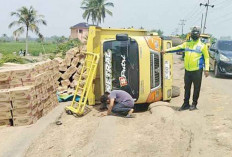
[172,86,180,98]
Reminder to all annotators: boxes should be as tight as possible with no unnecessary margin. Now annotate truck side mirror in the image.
[116,34,128,41]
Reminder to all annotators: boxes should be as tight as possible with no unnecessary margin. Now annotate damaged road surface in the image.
[1,55,232,157]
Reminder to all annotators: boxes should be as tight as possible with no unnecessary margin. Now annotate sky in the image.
[0,0,232,38]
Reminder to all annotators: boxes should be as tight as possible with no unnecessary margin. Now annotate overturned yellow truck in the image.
[66,26,175,116]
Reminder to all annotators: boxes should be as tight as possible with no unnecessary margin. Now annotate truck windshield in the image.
[103,40,139,100]
[218,41,232,51]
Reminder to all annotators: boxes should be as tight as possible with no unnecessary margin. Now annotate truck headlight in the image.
[220,54,230,62]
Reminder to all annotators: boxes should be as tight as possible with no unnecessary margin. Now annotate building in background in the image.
[70,22,89,42]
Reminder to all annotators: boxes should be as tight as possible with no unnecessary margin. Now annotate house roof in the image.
[71,22,89,29]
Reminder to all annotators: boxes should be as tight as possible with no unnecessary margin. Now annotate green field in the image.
[0,42,57,56]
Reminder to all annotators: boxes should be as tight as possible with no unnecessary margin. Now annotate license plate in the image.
[164,61,170,80]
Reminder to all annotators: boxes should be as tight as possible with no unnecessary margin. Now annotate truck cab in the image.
[86,26,173,105]
[200,34,211,48]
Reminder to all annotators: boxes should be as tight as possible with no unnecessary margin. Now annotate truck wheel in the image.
[214,63,220,78]
[172,86,180,98]
[66,110,72,115]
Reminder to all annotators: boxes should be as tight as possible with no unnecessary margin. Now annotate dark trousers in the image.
[184,69,203,105]
[112,102,133,116]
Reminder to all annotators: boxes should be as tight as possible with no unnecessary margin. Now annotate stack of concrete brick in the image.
[0,89,12,126]
[56,47,87,95]
[0,59,60,126]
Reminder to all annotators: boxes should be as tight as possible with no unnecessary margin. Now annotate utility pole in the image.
[175,28,179,35]
[201,13,204,31]
[200,0,214,33]
[179,19,186,35]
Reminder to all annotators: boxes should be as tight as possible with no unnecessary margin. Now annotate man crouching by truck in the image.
[100,90,135,118]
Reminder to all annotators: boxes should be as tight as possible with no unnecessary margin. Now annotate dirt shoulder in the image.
[0,103,68,157]
[1,54,232,157]
[25,55,232,157]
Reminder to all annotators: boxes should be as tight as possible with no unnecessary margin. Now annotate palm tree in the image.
[81,0,114,25]
[9,6,47,54]
[81,0,96,25]
[1,34,8,42]
[2,34,7,38]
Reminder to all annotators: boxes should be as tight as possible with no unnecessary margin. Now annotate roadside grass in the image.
[0,39,81,66]
[0,54,27,66]
[0,42,57,56]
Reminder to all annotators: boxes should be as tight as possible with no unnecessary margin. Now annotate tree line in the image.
[6,0,114,54]
[5,0,166,54]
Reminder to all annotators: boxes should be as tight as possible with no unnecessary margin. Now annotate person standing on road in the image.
[18,49,23,56]
[100,90,135,117]
[23,50,26,56]
[162,27,209,111]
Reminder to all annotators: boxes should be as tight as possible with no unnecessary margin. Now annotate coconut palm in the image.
[1,34,8,42]
[81,0,97,25]
[81,0,114,25]
[9,6,47,54]
[2,34,7,38]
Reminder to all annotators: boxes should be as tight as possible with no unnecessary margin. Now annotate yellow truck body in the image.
[86,26,173,105]
[200,34,211,48]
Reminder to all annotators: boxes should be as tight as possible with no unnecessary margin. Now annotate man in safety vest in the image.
[162,26,209,111]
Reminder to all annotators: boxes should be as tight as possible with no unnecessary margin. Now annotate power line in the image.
[183,0,202,20]
[190,15,202,28]
[211,0,232,13]
[211,0,231,11]
[187,7,203,21]
[173,0,208,35]
[210,9,232,25]
[179,19,186,35]
[213,0,230,6]
[207,0,232,23]
[180,0,204,33]
[210,0,218,4]
[186,6,204,30]
[209,8,232,24]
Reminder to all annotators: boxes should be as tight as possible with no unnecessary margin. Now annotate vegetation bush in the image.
[49,54,55,60]
[0,38,82,58]
[0,54,26,66]
[0,42,57,56]
[55,38,82,56]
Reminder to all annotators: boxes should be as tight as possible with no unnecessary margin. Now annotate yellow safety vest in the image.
[167,39,209,71]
